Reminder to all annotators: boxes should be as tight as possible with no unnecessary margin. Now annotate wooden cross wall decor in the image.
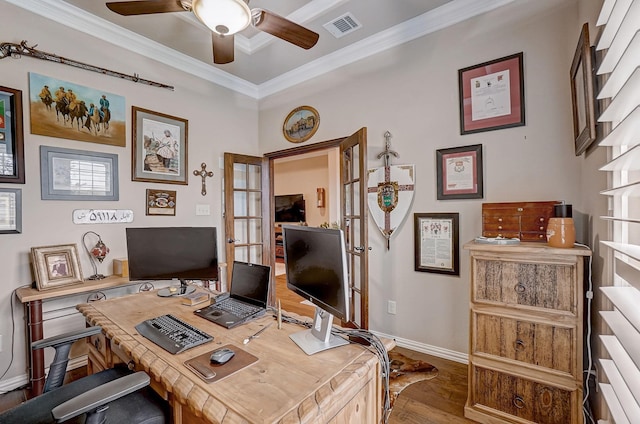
[193,163,214,196]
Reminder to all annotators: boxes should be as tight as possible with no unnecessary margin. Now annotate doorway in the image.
[272,148,339,319]
[224,128,369,329]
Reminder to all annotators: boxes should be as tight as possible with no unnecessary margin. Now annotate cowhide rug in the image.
[388,350,438,409]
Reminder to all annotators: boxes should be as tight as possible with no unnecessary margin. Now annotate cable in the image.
[275,311,392,423]
[575,243,596,424]
[0,288,20,391]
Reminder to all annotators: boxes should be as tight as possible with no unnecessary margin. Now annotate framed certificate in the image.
[414,213,459,276]
[458,52,525,134]
[436,144,483,200]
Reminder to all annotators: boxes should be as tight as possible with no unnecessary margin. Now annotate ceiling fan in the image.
[105,0,320,64]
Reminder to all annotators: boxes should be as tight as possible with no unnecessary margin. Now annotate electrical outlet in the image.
[387,300,396,315]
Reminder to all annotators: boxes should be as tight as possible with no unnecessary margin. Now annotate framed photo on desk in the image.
[31,244,84,290]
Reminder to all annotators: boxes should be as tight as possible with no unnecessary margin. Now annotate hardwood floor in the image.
[0,274,475,423]
[274,272,475,423]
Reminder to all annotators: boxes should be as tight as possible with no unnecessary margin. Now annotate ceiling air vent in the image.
[323,13,362,38]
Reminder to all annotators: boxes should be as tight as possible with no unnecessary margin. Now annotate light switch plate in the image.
[195,204,211,216]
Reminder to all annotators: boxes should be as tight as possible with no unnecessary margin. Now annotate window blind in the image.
[595,0,640,423]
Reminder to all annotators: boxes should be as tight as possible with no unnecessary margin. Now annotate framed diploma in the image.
[414,213,459,276]
[436,144,483,200]
[458,52,525,134]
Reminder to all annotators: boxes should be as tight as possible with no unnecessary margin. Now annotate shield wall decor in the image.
[367,165,415,246]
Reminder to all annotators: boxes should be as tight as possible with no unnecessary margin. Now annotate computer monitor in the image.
[126,227,219,284]
[282,225,350,355]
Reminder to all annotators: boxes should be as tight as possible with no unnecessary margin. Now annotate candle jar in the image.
[546,217,575,248]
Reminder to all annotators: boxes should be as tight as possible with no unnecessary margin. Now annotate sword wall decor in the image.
[0,40,174,91]
[367,131,415,250]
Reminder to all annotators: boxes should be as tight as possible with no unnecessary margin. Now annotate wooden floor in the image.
[0,274,475,423]
[274,272,475,423]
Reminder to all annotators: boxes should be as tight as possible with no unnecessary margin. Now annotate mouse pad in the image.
[184,344,258,383]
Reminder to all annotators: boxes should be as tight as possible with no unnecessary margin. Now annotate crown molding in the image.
[6,0,259,97]
[8,0,514,100]
[258,0,515,98]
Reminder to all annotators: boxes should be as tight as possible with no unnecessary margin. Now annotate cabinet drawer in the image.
[89,331,107,359]
[473,312,576,376]
[520,231,547,242]
[473,259,576,314]
[469,366,577,424]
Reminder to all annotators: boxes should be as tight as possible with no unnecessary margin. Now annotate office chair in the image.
[0,326,168,424]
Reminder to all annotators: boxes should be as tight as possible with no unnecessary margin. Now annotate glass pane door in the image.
[224,153,270,290]
[340,128,369,329]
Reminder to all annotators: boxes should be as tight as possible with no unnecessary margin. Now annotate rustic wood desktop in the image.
[76,290,391,423]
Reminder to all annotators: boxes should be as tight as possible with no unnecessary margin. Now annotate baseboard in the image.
[371,330,469,364]
[0,374,27,395]
[0,355,88,394]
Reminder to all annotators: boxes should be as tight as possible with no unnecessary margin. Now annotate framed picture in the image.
[0,86,25,183]
[28,73,126,147]
[414,213,459,276]
[458,52,525,134]
[40,146,119,201]
[283,105,320,143]
[146,189,176,216]
[436,144,483,200]
[132,106,188,184]
[0,188,22,234]
[570,23,596,156]
[31,244,84,290]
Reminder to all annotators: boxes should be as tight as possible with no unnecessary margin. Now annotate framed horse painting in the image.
[28,73,126,147]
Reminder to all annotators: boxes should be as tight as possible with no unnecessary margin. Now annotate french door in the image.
[340,128,369,329]
[224,128,368,328]
[223,153,270,289]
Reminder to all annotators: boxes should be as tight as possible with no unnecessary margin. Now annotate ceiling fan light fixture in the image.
[192,0,251,35]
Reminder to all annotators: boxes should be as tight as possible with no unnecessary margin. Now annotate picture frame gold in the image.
[570,23,596,156]
[132,106,188,184]
[31,244,84,290]
[283,105,319,143]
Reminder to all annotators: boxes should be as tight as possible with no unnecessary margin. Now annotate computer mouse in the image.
[210,347,235,364]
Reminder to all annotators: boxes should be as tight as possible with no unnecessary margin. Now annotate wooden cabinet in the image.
[482,201,558,242]
[464,241,591,424]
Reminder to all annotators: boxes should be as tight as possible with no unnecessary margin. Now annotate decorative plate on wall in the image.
[283,105,320,143]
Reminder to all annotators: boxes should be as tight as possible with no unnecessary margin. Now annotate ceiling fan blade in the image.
[212,33,235,64]
[252,9,319,50]
[106,1,185,16]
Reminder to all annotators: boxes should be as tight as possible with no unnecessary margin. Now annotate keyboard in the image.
[214,298,261,319]
[135,314,213,354]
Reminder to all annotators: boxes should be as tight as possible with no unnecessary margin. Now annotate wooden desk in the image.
[77,291,391,423]
[16,276,138,397]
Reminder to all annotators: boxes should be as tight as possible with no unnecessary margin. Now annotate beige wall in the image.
[259,0,588,356]
[274,155,331,228]
[0,0,609,408]
[0,1,259,384]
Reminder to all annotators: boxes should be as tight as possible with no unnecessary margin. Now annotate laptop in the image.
[194,261,271,329]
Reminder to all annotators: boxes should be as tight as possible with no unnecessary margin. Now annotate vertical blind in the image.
[595,0,640,423]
